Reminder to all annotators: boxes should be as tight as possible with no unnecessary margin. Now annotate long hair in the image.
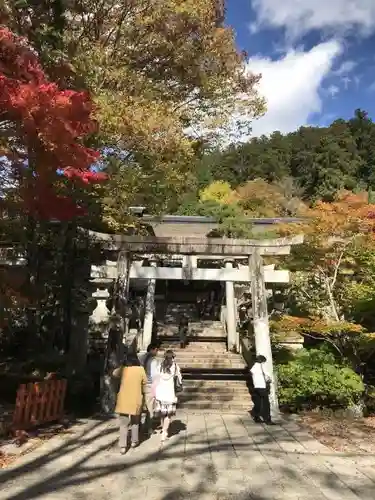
[125,353,141,367]
[255,355,267,363]
[160,350,175,374]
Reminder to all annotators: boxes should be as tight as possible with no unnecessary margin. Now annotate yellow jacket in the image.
[114,365,147,415]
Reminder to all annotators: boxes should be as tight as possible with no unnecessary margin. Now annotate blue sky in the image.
[226,0,375,136]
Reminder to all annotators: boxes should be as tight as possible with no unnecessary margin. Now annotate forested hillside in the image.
[177,109,375,221]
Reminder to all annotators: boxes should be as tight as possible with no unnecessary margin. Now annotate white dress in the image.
[154,363,182,416]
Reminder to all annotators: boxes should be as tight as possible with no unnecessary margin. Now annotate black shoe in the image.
[253,417,262,423]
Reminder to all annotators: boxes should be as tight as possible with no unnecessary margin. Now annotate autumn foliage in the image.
[0,27,106,220]
[307,191,375,238]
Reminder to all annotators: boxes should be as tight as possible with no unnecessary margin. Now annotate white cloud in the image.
[341,76,351,89]
[251,0,375,39]
[353,75,361,87]
[246,40,341,136]
[333,60,357,76]
[326,84,340,97]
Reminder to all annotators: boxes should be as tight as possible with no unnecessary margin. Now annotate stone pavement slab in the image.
[0,413,374,500]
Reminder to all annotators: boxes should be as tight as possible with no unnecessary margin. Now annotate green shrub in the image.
[277,348,364,411]
[365,385,375,415]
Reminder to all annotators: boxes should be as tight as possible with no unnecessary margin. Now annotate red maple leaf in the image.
[0,28,107,220]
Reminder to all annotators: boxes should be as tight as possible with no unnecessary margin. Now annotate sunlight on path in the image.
[1,413,375,500]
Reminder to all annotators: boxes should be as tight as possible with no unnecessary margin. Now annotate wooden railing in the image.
[12,379,67,430]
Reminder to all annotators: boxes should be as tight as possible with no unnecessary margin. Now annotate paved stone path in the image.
[1,413,375,500]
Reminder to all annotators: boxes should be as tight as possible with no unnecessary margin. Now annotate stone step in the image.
[178,401,252,411]
[159,320,224,329]
[179,392,250,402]
[168,356,246,365]
[179,379,251,399]
[159,340,227,348]
[160,355,244,364]
[182,371,248,379]
[158,350,240,358]
[160,330,227,338]
[161,342,229,350]
[196,321,224,328]
[165,305,197,315]
[182,380,250,388]
[178,362,246,369]
[158,349,243,357]
[178,379,253,414]
[166,303,197,308]
[158,337,227,345]
[159,322,225,330]
[160,341,226,348]
[160,342,228,349]
[159,329,225,336]
[159,319,223,330]
[175,364,247,371]
[182,387,250,396]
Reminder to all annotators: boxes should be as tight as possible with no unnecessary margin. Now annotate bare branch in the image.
[302,331,344,358]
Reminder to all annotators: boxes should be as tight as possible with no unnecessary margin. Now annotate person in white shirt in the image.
[250,355,273,425]
[139,342,160,436]
[153,350,182,443]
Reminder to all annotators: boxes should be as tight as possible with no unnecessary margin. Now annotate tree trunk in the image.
[25,216,42,343]
[100,328,123,414]
[66,229,91,374]
[62,222,75,353]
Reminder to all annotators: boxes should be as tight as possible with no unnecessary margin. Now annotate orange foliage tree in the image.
[237,178,306,217]
[280,191,375,318]
[272,191,375,373]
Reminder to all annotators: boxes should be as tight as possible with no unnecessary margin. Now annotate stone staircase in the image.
[179,379,253,412]
[159,320,227,341]
[157,303,253,413]
[157,302,226,340]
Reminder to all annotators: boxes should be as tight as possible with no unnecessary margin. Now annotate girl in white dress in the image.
[153,350,182,442]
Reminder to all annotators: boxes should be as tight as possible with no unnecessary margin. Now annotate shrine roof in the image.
[138,214,304,238]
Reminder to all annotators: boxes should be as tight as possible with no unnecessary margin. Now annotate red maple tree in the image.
[0,27,106,220]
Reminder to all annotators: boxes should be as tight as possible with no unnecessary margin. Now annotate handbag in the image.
[174,363,183,393]
[261,365,271,393]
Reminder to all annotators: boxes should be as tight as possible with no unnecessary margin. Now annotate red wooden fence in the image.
[12,379,67,430]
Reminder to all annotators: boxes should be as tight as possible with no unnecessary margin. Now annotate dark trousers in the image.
[252,388,271,422]
[179,326,188,347]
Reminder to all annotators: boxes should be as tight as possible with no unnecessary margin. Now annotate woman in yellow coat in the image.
[113,353,147,454]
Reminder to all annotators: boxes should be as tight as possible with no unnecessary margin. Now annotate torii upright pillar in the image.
[249,249,279,417]
[225,260,237,352]
[142,259,157,350]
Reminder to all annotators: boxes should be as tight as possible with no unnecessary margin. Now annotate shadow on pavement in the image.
[0,414,374,500]
[168,419,186,437]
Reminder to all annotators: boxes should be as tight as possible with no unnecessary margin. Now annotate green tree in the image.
[199,132,292,187]
[348,109,375,190]
[3,0,265,229]
[289,123,361,201]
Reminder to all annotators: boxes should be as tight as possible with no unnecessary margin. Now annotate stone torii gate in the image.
[94,257,290,351]
[89,232,303,415]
